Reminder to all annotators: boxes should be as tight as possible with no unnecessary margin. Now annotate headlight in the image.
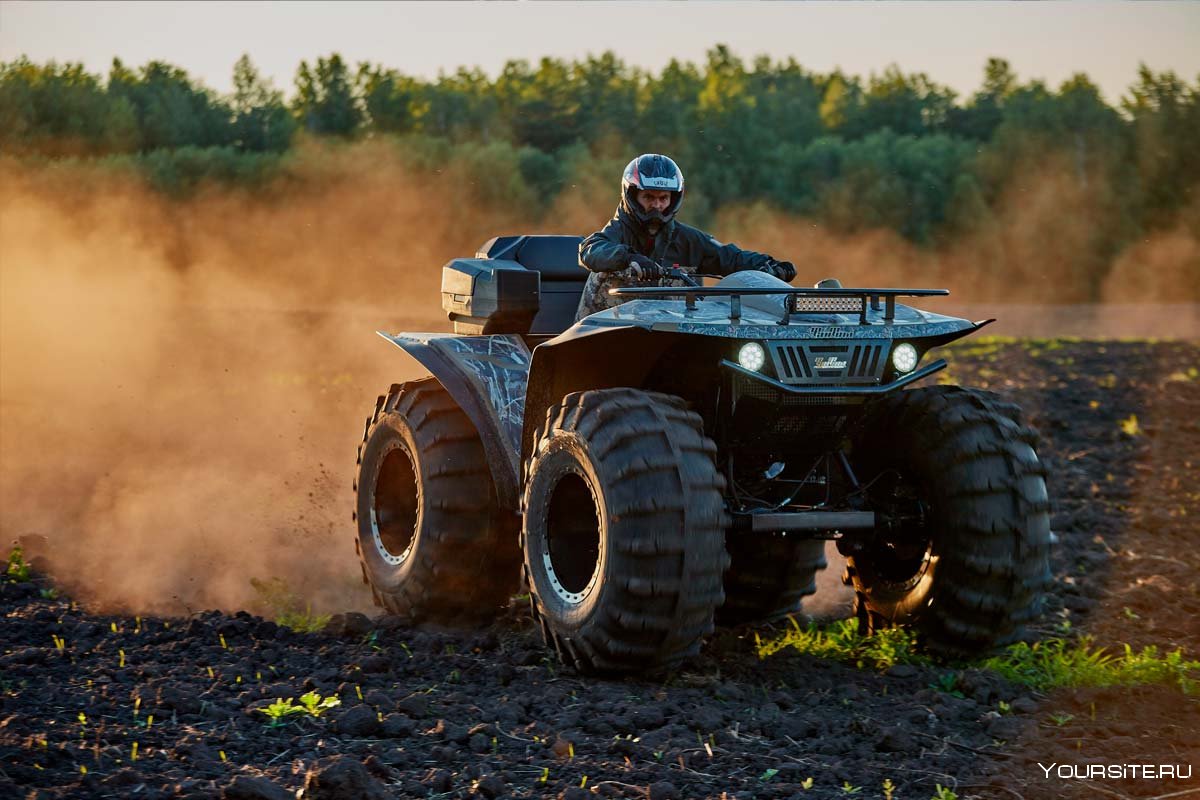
[892,343,918,373]
[738,342,765,372]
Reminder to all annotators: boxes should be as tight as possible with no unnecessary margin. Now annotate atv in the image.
[353,235,1052,675]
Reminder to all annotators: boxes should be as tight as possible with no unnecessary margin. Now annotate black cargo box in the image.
[441,258,539,335]
[441,235,586,335]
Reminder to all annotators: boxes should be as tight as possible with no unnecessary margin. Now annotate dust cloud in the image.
[716,161,1200,307]
[0,143,533,617]
[1,144,1195,619]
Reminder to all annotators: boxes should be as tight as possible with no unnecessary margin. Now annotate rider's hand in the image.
[626,254,666,282]
[762,259,796,282]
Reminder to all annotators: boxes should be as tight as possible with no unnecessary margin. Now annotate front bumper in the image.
[719,357,948,396]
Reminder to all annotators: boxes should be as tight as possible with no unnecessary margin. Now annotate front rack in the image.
[608,285,950,325]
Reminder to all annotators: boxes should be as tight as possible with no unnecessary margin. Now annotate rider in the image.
[576,153,796,319]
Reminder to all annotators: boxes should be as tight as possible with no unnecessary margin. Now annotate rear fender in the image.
[377,332,530,511]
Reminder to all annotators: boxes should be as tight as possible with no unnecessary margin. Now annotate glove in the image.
[625,253,666,282]
[762,259,796,282]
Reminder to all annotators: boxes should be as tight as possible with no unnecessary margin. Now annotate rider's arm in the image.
[679,224,774,276]
[579,220,635,273]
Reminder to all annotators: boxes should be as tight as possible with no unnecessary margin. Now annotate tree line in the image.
[1,48,1196,245]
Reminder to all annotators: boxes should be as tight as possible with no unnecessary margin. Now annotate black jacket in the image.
[578,206,775,275]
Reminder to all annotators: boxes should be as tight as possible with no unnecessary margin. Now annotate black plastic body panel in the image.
[532,281,586,334]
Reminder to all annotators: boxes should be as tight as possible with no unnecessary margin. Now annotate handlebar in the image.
[663,266,701,287]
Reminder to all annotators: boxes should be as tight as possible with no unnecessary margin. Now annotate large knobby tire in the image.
[846,386,1052,657]
[522,388,730,675]
[718,535,828,626]
[353,379,520,623]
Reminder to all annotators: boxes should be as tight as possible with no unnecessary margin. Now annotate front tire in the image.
[522,389,729,675]
[846,386,1052,657]
[354,379,520,623]
[718,535,828,626]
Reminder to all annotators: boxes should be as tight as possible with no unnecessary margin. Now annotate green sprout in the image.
[256,691,341,727]
[1119,414,1141,436]
[930,672,964,698]
[6,546,32,582]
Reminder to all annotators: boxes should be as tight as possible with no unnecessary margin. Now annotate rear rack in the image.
[608,286,949,325]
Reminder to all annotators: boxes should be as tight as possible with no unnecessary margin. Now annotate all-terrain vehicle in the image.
[353,235,1052,675]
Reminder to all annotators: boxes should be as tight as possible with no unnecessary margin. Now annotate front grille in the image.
[769,341,885,385]
[730,374,865,444]
[772,413,848,436]
[732,374,867,407]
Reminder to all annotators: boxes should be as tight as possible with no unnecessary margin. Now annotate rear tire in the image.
[354,379,520,623]
[718,535,828,626]
[846,386,1052,657]
[521,389,729,675]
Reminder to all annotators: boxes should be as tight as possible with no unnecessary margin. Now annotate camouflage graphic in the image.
[575,266,698,321]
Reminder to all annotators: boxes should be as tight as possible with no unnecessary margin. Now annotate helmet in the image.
[620,154,685,227]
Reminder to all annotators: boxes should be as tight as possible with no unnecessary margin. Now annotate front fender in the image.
[522,325,685,468]
[377,332,529,512]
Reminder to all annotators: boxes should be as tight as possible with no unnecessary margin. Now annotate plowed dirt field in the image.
[2,339,1198,800]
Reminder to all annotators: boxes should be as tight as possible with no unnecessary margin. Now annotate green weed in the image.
[274,606,330,635]
[256,691,341,727]
[759,620,1199,695]
[249,577,331,633]
[983,637,1200,694]
[6,546,32,582]
[755,617,925,670]
[930,672,966,698]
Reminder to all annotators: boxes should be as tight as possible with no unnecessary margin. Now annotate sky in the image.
[2,1,1198,105]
